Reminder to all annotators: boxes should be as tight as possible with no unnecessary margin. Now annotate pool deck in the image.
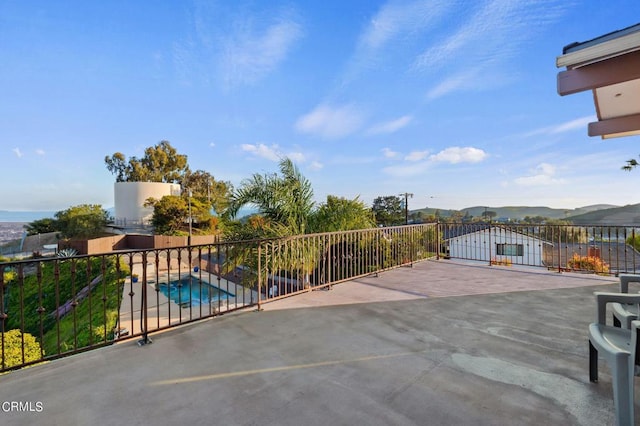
[0,259,630,425]
[117,264,257,336]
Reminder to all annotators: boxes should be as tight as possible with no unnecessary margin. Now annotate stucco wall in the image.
[448,228,546,266]
[61,234,218,255]
[113,182,181,226]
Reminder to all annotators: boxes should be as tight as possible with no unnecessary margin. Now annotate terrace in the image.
[0,223,637,424]
[0,258,623,425]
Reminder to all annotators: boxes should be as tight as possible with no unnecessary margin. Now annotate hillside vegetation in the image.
[565,204,640,225]
[409,204,639,223]
[4,257,126,357]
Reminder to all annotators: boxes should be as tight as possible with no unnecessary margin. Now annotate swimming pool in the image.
[158,277,234,307]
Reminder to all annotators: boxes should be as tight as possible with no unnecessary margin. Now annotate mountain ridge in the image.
[410,204,627,221]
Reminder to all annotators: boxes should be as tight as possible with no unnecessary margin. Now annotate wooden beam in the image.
[588,113,640,137]
[557,49,640,96]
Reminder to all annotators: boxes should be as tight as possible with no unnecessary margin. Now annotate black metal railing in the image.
[3,221,640,371]
[0,224,438,372]
[439,222,640,274]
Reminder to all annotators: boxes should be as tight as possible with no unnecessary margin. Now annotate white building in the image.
[445,225,552,267]
[113,182,181,227]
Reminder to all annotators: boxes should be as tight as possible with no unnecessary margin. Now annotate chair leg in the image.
[611,357,634,426]
[589,340,598,382]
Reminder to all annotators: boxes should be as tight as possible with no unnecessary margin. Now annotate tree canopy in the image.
[55,204,111,239]
[311,195,375,232]
[145,195,212,235]
[24,218,58,235]
[182,169,232,215]
[105,140,189,183]
[227,157,314,236]
[105,141,232,231]
[372,196,404,226]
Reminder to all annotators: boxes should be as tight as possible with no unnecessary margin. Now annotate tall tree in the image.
[24,218,58,235]
[145,195,212,235]
[310,196,375,232]
[104,140,189,183]
[182,169,232,215]
[227,157,314,235]
[55,204,111,239]
[372,196,404,226]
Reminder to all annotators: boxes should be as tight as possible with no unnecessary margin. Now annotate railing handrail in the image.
[3,221,640,371]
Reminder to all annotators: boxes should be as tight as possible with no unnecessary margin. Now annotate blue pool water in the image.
[158,277,234,306]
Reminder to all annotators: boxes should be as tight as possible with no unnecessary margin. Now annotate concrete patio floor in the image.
[0,259,630,425]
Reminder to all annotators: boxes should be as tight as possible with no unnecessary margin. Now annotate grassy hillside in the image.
[410,204,619,221]
[566,204,640,225]
[4,257,127,357]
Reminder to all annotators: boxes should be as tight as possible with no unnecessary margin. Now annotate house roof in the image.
[556,23,640,139]
[442,224,552,245]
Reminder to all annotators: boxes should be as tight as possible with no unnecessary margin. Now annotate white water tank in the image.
[113,182,181,226]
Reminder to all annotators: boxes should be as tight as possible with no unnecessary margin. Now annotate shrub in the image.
[627,234,640,252]
[1,329,43,369]
[490,258,512,266]
[2,268,16,283]
[567,253,609,274]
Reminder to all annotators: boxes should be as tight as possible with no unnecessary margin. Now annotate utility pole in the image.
[399,192,414,225]
[187,189,193,246]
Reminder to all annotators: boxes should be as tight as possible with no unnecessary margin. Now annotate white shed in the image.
[445,225,551,266]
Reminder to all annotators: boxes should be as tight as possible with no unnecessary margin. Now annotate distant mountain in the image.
[566,204,640,225]
[461,205,619,220]
[410,204,620,221]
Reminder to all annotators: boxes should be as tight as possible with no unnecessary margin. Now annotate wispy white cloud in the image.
[430,147,487,164]
[382,147,399,158]
[383,161,430,177]
[241,143,281,161]
[12,148,22,158]
[549,116,596,134]
[309,161,323,171]
[173,6,303,89]
[522,115,596,138]
[416,0,569,97]
[343,0,450,84]
[295,104,365,139]
[382,145,488,177]
[368,115,413,135]
[35,149,45,156]
[359,0,447,51]
[221,14,303,88]
[515,163,565,186]
[426,68,481,100]
[405,150,429,161]
[287,152,306,163]
[241,143,311,165]
[546,114,598,134]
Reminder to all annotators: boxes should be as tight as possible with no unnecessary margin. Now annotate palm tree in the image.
[227,157,314,235]
[225,158,317,291]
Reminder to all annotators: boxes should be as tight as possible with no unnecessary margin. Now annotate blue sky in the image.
[2,0,640,213]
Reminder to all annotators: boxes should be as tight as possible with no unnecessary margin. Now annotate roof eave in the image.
[556,31,640,68]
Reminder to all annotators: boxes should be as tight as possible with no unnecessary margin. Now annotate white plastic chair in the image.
[612,274,640,328]
[589,292,640,426]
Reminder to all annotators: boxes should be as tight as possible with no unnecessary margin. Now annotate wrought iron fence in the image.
[440,222,640,274]
[3,221,639,371]
[0,224,438,372]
